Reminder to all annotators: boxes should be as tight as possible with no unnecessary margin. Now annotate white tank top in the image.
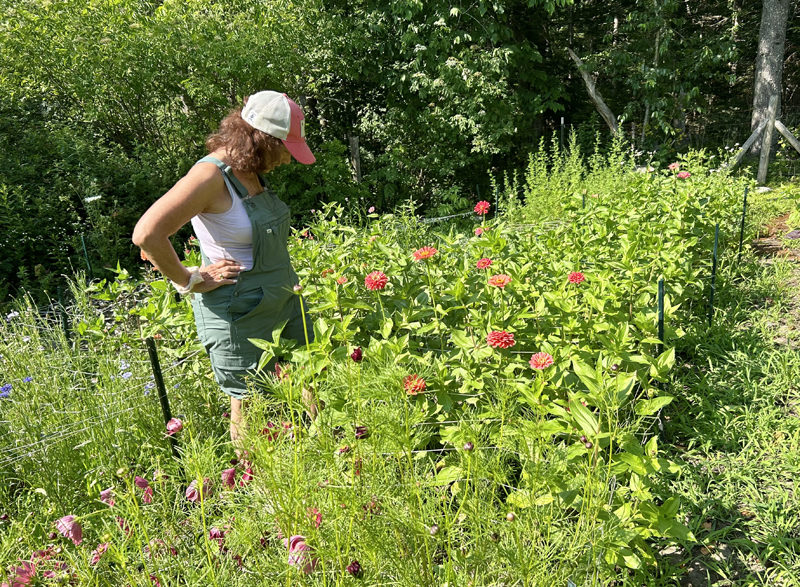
[190,173,254,270]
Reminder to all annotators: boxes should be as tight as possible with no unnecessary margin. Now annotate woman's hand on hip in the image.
[192,260,246,293]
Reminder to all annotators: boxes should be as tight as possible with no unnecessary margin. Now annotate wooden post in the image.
[775,120,800,156]
[348,134,362,183]
[727,120,766,169]
[757,94,779,185]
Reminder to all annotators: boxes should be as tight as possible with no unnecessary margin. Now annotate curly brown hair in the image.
[205,107,285,173]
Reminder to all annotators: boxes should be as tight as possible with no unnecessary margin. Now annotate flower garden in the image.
[0,149,780,585]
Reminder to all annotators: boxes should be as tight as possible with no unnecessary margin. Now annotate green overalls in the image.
[190,156,312,399]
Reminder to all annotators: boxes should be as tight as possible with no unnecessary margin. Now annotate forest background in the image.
[0,0,798,303]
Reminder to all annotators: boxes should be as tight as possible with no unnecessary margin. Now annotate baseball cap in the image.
[241,91,316,164]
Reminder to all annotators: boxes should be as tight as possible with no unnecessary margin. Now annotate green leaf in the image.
[569,395,600,436]
[429,466,463,486]
[635,395,674,416]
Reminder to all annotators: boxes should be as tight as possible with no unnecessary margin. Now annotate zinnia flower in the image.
[677,171,691,179]
[668,162,680,171]
[336,276,347,285]
[476,258,492,269]
[90,543,109,566]
[284,535,318,574]
[55,515,83,546]
[412,246,438,261]
[487,330,515,349]
[568,271,585,284]
[364,271,388,291]
[474,227,484,236]
[488,274,512,288]
[529,352,554,370]
[474,200,491,215]
[404,374,426,395]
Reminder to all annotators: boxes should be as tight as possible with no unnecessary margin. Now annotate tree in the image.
[750,0,793,153]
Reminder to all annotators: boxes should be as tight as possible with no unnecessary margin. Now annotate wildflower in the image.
[474,200,491,215]
[119,360,129,371]
[209,527,225,543]
[121,371,133,380]
[364,271,388,291]
[347,560,363,577]
[186,478,212,503]
[142,486,154,504]
[350,347,363,362]
[336,276,347,285]
[368,235,378,243]
[9,561,36,584]
[150,575,161,587]
[668,162,680,171]
[568,271,585,285]
[429,524,439,536]
[99,487,115,507]
[6,311,20,320]
[261,421,279,441]
[321,268,334,277]
[165,418,183,436]
[22,336,30,343]
[487,330,515,349]
[463,441,475,451]
[0,383,10,399]
[529,352,554,370]
[404,374,426,395]
[274,362,288,381]
[144,381,155,395]
[90,542,109,566]
[677,171,691,179]
[412,246,438,261]
[355,425,368,439]
[55,515,83,546]
[284,535,318,574]
[488,274,512,288]
[239,467,253,487]
[134,476,150,489]
[368,206,376,213]
[307,507,322,529]
[475,227,484,236]
[221,468,236,489]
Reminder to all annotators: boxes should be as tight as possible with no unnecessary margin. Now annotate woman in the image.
[132,91,315,452]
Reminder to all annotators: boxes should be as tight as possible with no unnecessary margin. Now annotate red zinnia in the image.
[364,271,388,291]
[568,271,585,285]
[412,246,438,261]
[403,374,426,395]
[474,200,491,215]
[487,330,515,349]
[488,274,511,288]
[529,352,554,370]
[476,258,492,270]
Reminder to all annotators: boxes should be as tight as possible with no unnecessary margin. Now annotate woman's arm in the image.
[132,164,242,291]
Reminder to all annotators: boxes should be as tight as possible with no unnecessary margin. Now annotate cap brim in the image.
[282,139,316,165]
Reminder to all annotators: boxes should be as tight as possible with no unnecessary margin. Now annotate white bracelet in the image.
[171,267,203,295]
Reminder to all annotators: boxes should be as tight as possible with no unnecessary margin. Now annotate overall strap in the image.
[196,156,249,199]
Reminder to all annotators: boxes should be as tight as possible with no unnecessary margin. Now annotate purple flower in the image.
[221,467,236,489]
[284,535,318,574]
[347,559,362,577]
[55,515,83,545]
[121,372,132,380]
[350,347,363,363]
[22,377,32,383]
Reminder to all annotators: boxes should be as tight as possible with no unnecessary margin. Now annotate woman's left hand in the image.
[192,259,246,293]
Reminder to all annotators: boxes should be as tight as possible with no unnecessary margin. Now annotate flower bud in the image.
[429,524,439,536]
[463,441,474,451]
[506,512,516,522]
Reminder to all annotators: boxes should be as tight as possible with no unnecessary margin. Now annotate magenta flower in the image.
[239,467,253,487]
[142,486,154,504]
[677,171,691,179]
[261,421,279,441]
[186,478,212,503]
[55,515,83,546]
[668,162,680,171]
[568,271,585,284]
[221,468,236,489]
[529,352,554,370]
[364,271,388,291]
[474,227,484,236]
[134,476,150,490]
[347,560,363,577]
[351,347,363,362]
[284,535,318,574]
[90,543,109,566]
[99,487,115,507]
[355,425,369,439]
[166,418,183,436]
[307,507,322,529]
[474,200,491,215]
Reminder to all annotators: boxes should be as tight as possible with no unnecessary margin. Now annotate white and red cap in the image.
[241,91,315,164]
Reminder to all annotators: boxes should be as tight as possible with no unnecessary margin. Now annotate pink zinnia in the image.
[412,246,438,261]
[404,374,426,395]
[165,418,183,436]
[336,276,347,285]
[474,200,491,215]
[55,515,83,546]
[221,468,236,489]
[284,535,318,574]
[668,162,680,171]
[364,271,388,291]
[488,274,512,288]
[487,330,515,349]
[90,543,109,566]
[568,271,585,284]
[476,258,492,270]
[529,352,554,370]
[677,171,691,179]
[474,227,484,236]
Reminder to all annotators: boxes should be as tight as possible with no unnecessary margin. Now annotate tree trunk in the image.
[750,0,791,154]
[567,48,618,135]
